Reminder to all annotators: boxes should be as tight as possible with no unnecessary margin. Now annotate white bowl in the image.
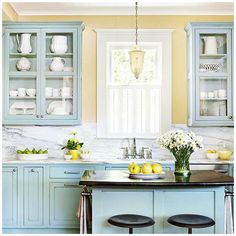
[206,153,219,160]
[17,154,48,161]
[80,153,91,160]
[64,154,72,160]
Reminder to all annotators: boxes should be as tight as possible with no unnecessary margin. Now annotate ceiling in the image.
[9,1,234,16]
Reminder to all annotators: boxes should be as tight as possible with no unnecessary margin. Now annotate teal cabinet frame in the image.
[185,22,234,126]
[2,22,84,125]
[2,167,18,227]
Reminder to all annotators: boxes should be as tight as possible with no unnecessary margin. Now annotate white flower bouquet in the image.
[158,130,203,175]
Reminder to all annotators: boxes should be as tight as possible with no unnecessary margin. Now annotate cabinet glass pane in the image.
[199,33,227,74]
[9,33,37,73]
[199,77,227,117]
[44,76,73,116]
[8,77,37,116]
[45,33,74,73]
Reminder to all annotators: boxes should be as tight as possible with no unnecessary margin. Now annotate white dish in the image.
[129,172,165,180]
[47,101,72,115]
[10,102,36,115]
[17,154,48,161]
[206,153,219,160]
[64,154,72,160]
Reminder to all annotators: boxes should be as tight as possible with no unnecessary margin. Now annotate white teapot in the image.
[16,33,32,54]
[16,57,31,71]
[49,57,65,72]
[50,35,68,54]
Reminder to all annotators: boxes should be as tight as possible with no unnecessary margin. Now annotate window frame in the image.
[96,29,173,138]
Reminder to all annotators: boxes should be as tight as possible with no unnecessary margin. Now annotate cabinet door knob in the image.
[12,169,16,172]
[41,115,43,118]
[31,169,35,172]
[36,115,39,118]
[228,115,234,120]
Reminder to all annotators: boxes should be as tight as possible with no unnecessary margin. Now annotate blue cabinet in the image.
[2,167,18,227]
[185,22,234,126]
[3,22,84,125]
[23,167,44,226]
[49,182,81,227]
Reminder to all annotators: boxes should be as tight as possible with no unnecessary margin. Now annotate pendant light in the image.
[129,2,145,79]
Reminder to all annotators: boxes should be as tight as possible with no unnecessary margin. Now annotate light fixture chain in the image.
[135,2,138,45]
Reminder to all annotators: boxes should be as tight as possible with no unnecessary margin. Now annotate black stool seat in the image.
[108,214,155,234]
[168,214,215,234]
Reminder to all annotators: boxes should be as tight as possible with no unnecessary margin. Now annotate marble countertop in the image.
[79,170,234,187]
[2,157,234,165]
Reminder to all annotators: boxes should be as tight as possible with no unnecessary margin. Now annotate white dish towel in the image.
[224,191,234,234]
[76,186,92,234]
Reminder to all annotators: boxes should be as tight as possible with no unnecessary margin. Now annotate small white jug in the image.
[16,33,32,54]
[49,57,65,72]
[203,36,222,55]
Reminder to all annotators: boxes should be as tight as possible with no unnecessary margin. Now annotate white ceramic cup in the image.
[61,87,72,97]
[45,87,53,97]
[18,88,26,97]
[200,92,207,99]
[218,89,226,98]
[213,90,218,98]
[9,90,18,97]
[52,88,60,97]
[208,92,214,98]
[26,88,36,97]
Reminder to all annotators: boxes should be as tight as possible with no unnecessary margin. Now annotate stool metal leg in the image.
[188,228,192,234]
[129,228,133,234]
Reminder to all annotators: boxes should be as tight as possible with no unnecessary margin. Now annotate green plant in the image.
[61,131,84,151]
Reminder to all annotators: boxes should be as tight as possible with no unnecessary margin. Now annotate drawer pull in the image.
[31,169,35,172]
[64,171,81,175]
[12,169,16,172]
[64,184,80,188]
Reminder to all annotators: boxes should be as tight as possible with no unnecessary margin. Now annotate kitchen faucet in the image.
[121,138,152,159]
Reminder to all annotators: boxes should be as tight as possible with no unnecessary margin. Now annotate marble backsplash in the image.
[2,123,234,161]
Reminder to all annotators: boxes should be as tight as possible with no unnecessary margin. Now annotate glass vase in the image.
[174,157,191,176]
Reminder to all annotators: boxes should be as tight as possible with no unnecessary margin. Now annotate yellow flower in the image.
[76,145,81,150]
[69,131,78,136]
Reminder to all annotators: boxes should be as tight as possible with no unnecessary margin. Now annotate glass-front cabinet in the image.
[3,22,84,125]
[185,22,234,126]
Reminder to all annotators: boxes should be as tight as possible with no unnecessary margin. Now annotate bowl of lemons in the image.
[128,162,164,180]
[206,149,219,160]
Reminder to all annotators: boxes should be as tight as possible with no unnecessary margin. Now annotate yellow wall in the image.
[2,2,18,21]
[2,4,233,123]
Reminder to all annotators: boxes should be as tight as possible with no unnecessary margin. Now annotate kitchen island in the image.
[80,170,234,234]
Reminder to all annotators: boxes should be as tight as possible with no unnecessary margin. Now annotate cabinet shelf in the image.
[200,54,227,59]
[46,97,72,100]
[9,72,37,77]
[9,96,36,100]
[200,98,227,101]
[46,53,73,57]
[198,72,229,77]
[10,53,37,58]
[45,72,74,77]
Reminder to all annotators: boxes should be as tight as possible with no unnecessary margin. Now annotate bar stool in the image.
[167,214,215,234]
[108,214,155,234]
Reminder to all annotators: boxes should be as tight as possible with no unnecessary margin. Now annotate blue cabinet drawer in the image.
[49,166,95,179]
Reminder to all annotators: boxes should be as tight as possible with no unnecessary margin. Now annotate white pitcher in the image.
[202,36,221,55]
[49,57,65,71]
[50,35,68,54]
[16,33,32,54]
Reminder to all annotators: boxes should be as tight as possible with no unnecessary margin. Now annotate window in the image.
[96,29,173,138]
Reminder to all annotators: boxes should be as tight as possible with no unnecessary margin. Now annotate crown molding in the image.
[10,3,233,16]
